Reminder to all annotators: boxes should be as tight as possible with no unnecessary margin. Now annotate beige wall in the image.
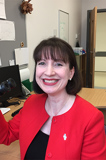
[94,72,106,89]
[26,0,82,81]
[96,12,106,52]
[94,12,106,89]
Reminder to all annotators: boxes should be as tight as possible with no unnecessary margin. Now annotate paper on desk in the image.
[0,108,10,114]
[15,48,29,66]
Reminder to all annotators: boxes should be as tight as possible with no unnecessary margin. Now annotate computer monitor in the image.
[0,65,23,107]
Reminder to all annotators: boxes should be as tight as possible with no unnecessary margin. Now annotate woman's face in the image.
[36,54,74,96]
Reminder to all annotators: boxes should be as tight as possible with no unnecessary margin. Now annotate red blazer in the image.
[0,94,106,160]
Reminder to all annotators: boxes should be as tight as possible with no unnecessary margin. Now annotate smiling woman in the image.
[36,57,74,96]
[33,37,82,95]
[0,37,106,160]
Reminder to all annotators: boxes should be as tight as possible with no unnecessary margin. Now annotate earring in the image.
[69,78,71,81]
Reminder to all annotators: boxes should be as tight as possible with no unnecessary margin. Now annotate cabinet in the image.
[76,53,86,87]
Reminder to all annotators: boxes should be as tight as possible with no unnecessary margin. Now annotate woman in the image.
[0,37,106,160]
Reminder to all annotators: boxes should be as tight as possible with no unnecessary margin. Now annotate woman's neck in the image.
[45,93,75,117]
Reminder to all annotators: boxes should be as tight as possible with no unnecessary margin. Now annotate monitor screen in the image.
[0,65,23,107]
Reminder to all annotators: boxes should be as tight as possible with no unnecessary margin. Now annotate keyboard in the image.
[11,107,23,117]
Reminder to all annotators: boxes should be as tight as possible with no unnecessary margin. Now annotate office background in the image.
[0,0,27,67]
[0,0,106,85]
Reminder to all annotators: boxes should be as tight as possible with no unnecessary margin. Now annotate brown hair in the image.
[33,37,82,95]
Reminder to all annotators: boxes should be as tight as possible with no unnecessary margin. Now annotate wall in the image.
[94,71,106,89]
[94,12,106,89]
[81,0,106,50]
[26,0,82,81]
[96,12,106,52]
[0,0,26,67]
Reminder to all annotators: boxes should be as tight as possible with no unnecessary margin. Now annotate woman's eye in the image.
[55,62,63,66]
[37,61,45,65]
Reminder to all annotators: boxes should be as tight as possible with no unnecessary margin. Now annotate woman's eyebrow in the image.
[39,58,46,61]
[54,59,64,62]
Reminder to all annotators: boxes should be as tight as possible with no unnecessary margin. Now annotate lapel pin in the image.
[63,133,67,140]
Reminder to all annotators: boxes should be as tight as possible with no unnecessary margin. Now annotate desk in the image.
[4,99,25,122]
[0,141,20,160]
[78,87,106,108]
[78,87,106,125]
[0,88,106,159]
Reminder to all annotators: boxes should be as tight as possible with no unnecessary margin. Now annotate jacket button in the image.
[53,118,57,123]
[47,152,52,158]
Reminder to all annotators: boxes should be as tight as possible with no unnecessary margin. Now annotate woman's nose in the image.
[45,65,55,76]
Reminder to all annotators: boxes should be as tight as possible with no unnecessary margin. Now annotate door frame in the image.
[86,9,106,87]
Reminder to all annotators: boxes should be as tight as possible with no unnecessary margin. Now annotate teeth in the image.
[44,79,57,83]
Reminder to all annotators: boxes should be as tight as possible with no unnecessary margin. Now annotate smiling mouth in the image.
[43,79,58,85]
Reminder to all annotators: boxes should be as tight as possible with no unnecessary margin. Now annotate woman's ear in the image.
[69,67,75,80]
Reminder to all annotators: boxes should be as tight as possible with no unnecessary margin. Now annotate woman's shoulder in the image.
[71,95,104,129]
[19,93,48,117]
[75,95,103,117]
[76,95,97,109]
[23,93,47,109]
[26,93,47,102]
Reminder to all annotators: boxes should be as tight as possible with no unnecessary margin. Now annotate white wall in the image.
[26,0,81,81]
[81,0,106,50]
